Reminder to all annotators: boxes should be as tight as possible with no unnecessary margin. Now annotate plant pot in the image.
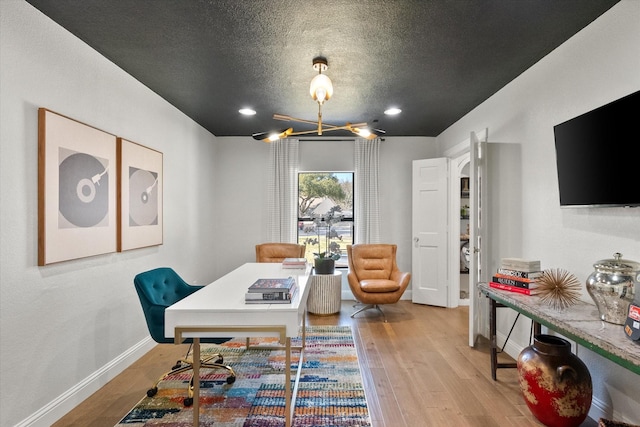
[517,334,592,427]
[314,258,335,275]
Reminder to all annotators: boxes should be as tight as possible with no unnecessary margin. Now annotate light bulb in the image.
[309,74,333,103]
[357,128,372,138]
[315,88,327,103]
[267,133,280,142]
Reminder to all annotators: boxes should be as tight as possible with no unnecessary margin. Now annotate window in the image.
[297,172,353,268]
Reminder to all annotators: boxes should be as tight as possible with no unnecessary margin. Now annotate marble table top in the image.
[478,282,640,375]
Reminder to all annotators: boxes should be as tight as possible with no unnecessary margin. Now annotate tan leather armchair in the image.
[255,243,305,263]
[347,244,411,321]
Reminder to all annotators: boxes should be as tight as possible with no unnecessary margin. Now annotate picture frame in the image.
[117,138,163,251]
[461,177,470,197]
[38,108,118,265]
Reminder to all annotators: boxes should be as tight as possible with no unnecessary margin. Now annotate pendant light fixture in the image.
[252,57,385,142]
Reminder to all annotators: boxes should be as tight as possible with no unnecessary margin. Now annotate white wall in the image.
[0,1,222,426]
[211,136,270,277]
[437,1,640,422]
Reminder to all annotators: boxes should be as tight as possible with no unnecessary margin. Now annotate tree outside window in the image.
[298,173,353,268]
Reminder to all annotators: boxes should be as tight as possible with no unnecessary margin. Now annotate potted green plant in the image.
[304,206,344,275]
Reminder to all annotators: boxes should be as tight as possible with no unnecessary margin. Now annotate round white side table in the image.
[307,271,342,315]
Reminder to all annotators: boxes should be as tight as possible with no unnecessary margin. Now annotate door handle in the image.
[414,237,419,248]
[473,247,480,253]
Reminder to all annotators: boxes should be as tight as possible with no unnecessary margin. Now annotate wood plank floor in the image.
[52,300,597,427]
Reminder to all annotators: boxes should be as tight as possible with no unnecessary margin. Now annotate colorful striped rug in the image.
[115,325,371,426]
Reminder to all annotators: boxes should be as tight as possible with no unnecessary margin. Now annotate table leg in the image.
[302,310,306,348]
[285,337,291,427]
[489,298,519,380]
[193,337,200,427]
[490,297,498,381]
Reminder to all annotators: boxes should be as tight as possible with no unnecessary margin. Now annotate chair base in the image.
[147,351,236,406]
[351,303,387,322]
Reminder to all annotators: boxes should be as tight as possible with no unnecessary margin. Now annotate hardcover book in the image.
[245,284,297,301]
[282,258,307,268]
[492,274,538,288]
[489,281,534,295]
[245,285,297,304]
[496,267,543,279]
[500,258,541,272]
[247,277,296,293]
[244,298,293,304]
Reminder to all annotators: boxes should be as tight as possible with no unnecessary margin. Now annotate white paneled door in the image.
[412,158,449,307]
[469,131,488,346]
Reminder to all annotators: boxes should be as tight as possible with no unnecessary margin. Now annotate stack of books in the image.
[245,277,297,304]
[489,258,542,295]
[282,258,307,269]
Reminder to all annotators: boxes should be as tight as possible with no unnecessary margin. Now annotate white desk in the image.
[165,262,311,427]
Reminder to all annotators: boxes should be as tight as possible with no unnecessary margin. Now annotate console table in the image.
[477,282,640,380]
[307,271,342,315]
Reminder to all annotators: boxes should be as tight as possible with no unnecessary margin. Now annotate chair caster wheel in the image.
[147,387,158,397]
[215,356,224,364]
[226,375,236,385]
[183,397,193,407]
[172,361,182,370]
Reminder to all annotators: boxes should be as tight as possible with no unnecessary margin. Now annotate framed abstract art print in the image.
[38,108,117,265]
[117,138,163,251]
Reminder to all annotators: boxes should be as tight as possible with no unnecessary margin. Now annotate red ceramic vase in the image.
[517,335,592,427]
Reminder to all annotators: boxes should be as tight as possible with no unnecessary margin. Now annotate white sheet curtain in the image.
[266,138,299,243]
[354,137,381,243]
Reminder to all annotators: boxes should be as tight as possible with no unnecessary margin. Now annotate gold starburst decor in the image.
[536,268,582,310]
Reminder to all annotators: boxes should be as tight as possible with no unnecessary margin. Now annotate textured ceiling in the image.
[25,0,619,138]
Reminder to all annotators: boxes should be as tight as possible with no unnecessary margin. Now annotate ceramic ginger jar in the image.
[517,335,592,427]
[586,252,639,325]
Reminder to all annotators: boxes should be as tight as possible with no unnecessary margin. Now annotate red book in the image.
[489,281,534,295]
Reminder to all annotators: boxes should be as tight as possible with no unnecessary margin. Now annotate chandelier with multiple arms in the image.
[252,57,386,142]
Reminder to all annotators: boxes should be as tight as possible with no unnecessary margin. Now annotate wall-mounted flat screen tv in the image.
[553,90,639,208]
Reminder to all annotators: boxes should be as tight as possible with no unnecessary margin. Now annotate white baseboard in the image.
[15,337,155,427]
[458,298,470,306]
[589,395,609,424]
[495,329,523,361]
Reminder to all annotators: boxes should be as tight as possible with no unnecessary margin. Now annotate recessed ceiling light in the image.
[384,108,402,115]
[239,108,256,116]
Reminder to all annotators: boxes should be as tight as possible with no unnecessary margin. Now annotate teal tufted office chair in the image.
[134,267,236,406]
